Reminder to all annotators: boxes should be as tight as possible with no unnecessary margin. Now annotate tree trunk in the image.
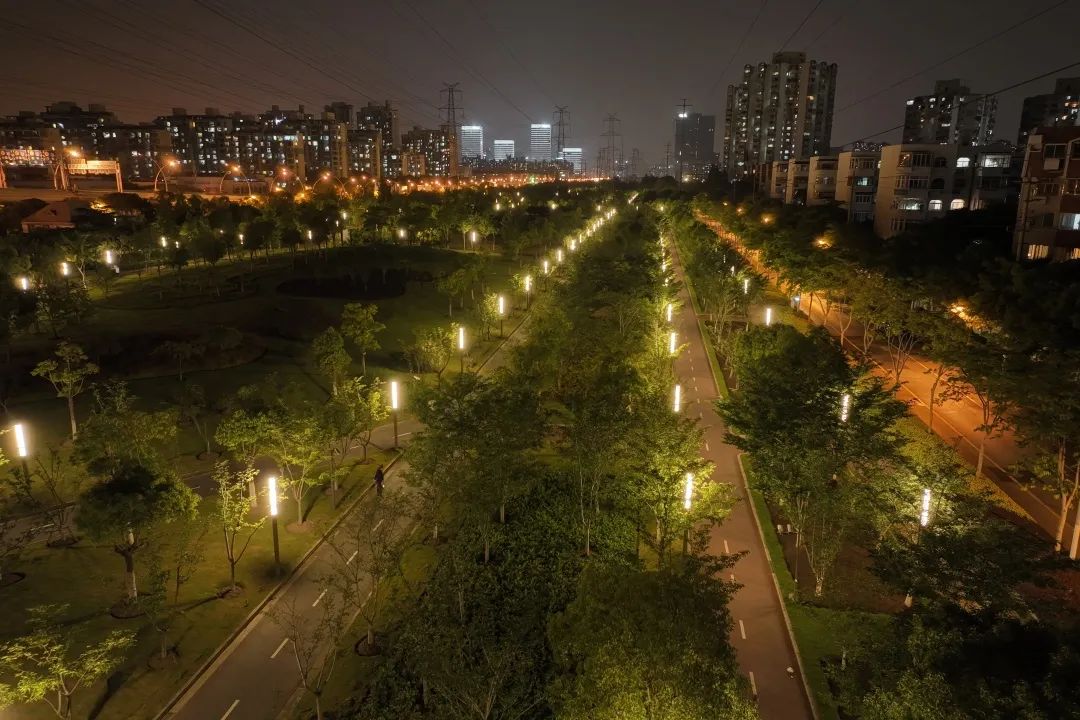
[123,548,138,601]
[67,395,78,438]
[361,353,367,376]
[297,495,304,525]
[975,439,986,480]
[314,695,323,720]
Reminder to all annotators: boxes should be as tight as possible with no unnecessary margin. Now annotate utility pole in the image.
[630,148,641,180]
[440,82,462,177]
[600,114,621,180]
[552,106,570,157]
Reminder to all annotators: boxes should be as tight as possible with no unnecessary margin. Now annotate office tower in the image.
[673,103,716,182]
[559,147,584,173]
[460,125,483,159]
[721,51,838,178]
[492,139,515,160]
[902,79,996,146]
[1018,77,1080,147]
[529,123,552,161]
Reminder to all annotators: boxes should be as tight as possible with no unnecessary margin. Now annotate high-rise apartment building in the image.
[559,147,584,174]
[492,139,515,160]
[722,51,838,178]
[1013,126,1080,261]
[673,106,715,182]
[402,126,452,176]
[460,125,483,159]
[358,101,400,179]
[902,79,996,146]
[1018,77,1080,148]
[529,123,552,161]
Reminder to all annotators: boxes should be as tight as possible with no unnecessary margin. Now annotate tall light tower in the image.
[552,105,570,157]
[601,114,621,179]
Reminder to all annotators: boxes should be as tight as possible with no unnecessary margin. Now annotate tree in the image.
[31,341,98,438]
[341,303,385,375]
[406,325,453,379]
[78,463,198,601]
[328,489,410,652]
[264,409,324,526]
[165,513,207,603]
[175,383,215,457]
[154,339,205,382]
[215,408,273,503]
[1,447,83,546]
[0,605,134,720]
[312,327,350,396]
[214,461,262,592]
[437,268,470,318]
[270,591,348,720]
[548,562,756,720]
[74,380,177,477]
[338,376,388,463]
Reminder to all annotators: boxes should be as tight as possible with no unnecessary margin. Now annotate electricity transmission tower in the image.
[552,105,570,156]
[600,113,621,179]
[441,82,462,177]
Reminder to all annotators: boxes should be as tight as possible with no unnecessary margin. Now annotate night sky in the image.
[2,0,1078,167]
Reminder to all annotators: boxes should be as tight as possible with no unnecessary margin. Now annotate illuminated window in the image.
[1025,244,1049,260]
[1060,213,1080,230]
[956,156,971,168]
[929,199,943,211]
[981,154,1010,168]
[950,199,966,210]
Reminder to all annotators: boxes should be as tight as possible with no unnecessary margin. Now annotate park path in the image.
[696,213,1073,550]
[669,241,814,719]
[160,315,532,720]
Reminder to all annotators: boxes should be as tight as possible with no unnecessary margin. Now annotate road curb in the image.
[154,453,402,720]
[737,455,820,720]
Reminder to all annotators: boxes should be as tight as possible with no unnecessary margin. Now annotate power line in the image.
[706,0,768,99]
[464,0,556,108]
[396,0,534,124]
[778,0,825,51]
[841,60,1080,146]
[805,4,849,50]
[836,0,1070,114]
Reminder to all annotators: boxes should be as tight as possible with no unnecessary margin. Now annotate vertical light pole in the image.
[497,294,506,338]
[555,248,564,264]
[840,393,851,423]
[17,276,29,291]
[389,380,400,449]
[673,384,682,413]
[398,228,408,242]
[543,259,550,276]
[11,423,30,479]
[470,230,478,250]
[523,274,533,309]
[683,472,694,554]
[764,307,773,326]
[666,302,673,323]
[457,325,466,373]
[904,488,932,607]
[267,475,280,573]
[743,278,750,295]
[668,331,678,356]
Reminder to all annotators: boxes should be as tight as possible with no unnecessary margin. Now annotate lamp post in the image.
[17,276,29,291]
[60,261,70,278]
[523,274,533,309]
[218,164,242,194]
[267,475,281,573]
[840,393,851,423]
[673,384,682,413]
[497,295,506,337]
[904,488,932,607]
[398,228,408,242]
[389,380,400,449]
[743,278,750,295]
[764,307,773,326]
[457,325,466,373]
[666,302,673,323]
[669,331,678,356]
[555,248,564,264]
[153,158,179,192]
[11,422,30,479]
[683,472,694,554]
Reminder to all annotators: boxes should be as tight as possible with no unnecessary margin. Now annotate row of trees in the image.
[332,205,755,719]
[687,196,1080,555]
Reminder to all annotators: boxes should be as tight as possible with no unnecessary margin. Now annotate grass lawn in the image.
[0,451,391,720]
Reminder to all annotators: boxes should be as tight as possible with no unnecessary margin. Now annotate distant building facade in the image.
[674,107,715,182]
[1018,77,1080,148]
[492,139,515,161]
[402,126,452,176]
[902,79,996,146]
[558,147,584,174]
[1013,126,1080,261]
[529,123,552,161]
[722,51,838,178]
[460,125,483,159]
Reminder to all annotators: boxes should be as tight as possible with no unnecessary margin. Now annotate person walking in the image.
[374,464,385,497]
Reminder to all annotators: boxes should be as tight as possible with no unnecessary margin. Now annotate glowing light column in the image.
[267,475,281,573]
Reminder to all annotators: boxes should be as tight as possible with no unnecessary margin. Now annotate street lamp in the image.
[683,472,694,510]
[17,276,29,291]
[389,380,400,449]
[104,249,114,266]
[919,488,931,527]
[673,384,682,413]
[666,303,673,323]
[840,393,851,423]
[11,422,30,478]
[153,157,179,192]
[160,236,168,248]
[60,261,70,277]
[669,331,678,356]
[218,164,242,194]
[497,294,506,337]
[398,227,408,241]
[555,248,564,264]
[743,278,750,295]
[470,230,478,249]
[523,274,533,309]
[543,259,550,276]
[764,307,773,326]
[457,325,466,373]
[267,475,281,573]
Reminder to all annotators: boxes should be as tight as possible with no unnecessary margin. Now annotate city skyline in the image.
[2,0,1078,169]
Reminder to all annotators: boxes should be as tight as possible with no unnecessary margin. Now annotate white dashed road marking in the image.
[221,700,240,720]
[270,638,289,659]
